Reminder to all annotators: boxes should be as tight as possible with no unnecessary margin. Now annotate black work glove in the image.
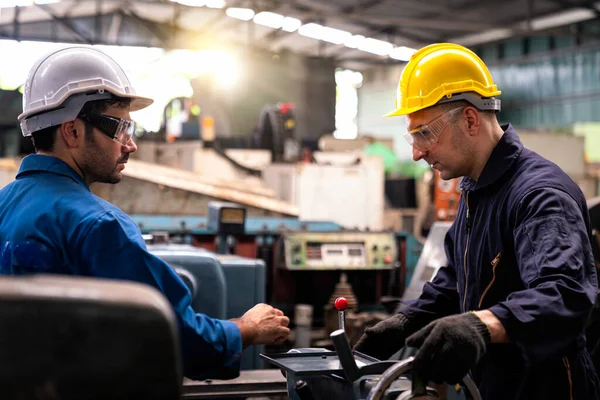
[353,313,413,360]
[406,312,490,385]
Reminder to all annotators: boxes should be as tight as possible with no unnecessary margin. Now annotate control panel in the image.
[281,232,398,270]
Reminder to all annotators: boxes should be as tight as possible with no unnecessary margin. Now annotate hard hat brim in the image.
[130,96,154,112]
[383,106,423,118]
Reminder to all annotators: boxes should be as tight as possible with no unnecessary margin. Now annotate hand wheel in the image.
[366,357,482,400]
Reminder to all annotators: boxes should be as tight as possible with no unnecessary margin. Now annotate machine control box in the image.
[281,232,398,270]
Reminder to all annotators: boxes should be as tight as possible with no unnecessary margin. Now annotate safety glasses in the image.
[78,114,136,146]
[404,107,464,151]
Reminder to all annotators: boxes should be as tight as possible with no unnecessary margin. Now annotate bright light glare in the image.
[205,0,225,8]
[226,7,254,21]
[205,51,241,89]
[344,35,365,49]
[253,11,285,29]
[298,23,323,40]
[357,38,394,56]
[389,46,416,61]
[320,26,352,45]
[281,16,301,32]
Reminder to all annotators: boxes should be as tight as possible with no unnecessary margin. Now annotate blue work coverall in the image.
[400,125,600,399]
[0,155,242,380]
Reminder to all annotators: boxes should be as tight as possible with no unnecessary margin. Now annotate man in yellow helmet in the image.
[355,43,600,399]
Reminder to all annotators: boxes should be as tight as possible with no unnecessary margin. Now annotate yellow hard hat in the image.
[385,43,501,117]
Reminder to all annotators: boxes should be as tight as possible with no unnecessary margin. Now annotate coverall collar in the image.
[17,154,90,191]
[460,124,524,192]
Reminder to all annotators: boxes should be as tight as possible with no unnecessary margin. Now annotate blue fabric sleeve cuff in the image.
[220,320,243,368]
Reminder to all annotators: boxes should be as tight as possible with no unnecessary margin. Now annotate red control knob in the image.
[335,297,348,311]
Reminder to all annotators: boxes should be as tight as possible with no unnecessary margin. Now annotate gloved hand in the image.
[406,312,490,384]
[353,313,413,360]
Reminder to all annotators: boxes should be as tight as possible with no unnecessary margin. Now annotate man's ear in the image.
[464,107,481,136]
[59,121,80,148]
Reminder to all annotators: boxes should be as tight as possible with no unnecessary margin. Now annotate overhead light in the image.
[170,0,205,6]
[389,46,416,61]
[528,8,594,30]
[452,28,513,47]
[253,11,285,29]
[281,16,301,32]
[357,37,394,56]
[344,35,365,49]
[205,0,225,9]
[298,23,323,40]
[320,26,351,45]
[451,2,600,47]
[226,7,254,21]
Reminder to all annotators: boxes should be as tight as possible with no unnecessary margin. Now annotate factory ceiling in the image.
[1,0,599,69]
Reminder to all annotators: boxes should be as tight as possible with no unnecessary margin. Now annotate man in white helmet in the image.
[0,46,290,380]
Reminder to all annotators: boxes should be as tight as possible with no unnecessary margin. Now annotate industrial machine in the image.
[146,242,266,371]
[260,299,481,400]
[132,203,422,334]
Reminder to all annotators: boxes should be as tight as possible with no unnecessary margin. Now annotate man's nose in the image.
[123,138,137,153]
[412,146,426,161]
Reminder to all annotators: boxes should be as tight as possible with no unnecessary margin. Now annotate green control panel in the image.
[281,232,398,270]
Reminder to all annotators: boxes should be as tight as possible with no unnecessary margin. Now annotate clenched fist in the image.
[233,303,290,348]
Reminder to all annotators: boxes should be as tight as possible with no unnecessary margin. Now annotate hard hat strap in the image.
[436,92,501,112]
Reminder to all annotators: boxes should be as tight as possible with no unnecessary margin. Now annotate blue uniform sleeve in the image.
[76,211,243,380]
[399,223,461,328]
[489,187,598,363]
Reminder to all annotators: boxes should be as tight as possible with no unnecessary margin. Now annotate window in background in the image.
[334,69,363,139]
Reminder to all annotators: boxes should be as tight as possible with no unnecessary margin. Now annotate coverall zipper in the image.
[563,357,574,400]
[478,252,502,309]
[463,190,471,312]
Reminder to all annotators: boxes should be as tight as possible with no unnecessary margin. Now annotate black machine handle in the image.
[330,329,361,382]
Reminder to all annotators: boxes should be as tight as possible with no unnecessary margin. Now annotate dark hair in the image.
[79,97,132,140]
[29,96,132,152]
[31,125,59,153]
[78,96,132,118]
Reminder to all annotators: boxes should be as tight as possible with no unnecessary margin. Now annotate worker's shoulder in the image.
[54,187,136,229]
[512,147,583,201]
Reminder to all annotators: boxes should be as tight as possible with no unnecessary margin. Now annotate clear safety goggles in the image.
[78,113,136,146]
[404,107,464,151]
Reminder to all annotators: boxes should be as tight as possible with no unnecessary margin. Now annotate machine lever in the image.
[335,297,348,332]
[331,328,361,382]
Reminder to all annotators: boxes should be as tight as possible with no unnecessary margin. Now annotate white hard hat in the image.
[18,46,154,137]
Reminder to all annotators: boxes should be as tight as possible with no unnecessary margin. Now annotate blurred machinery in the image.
[402,222,452,302]
[433,171,461,222]
[252,102,298,162]
[262,152,385,231]
[133,201,422,354]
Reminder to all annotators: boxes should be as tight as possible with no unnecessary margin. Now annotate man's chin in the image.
[100,173,122,184]
[438,169,458,181]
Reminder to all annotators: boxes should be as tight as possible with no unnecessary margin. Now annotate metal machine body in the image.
[147,244,266,370]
